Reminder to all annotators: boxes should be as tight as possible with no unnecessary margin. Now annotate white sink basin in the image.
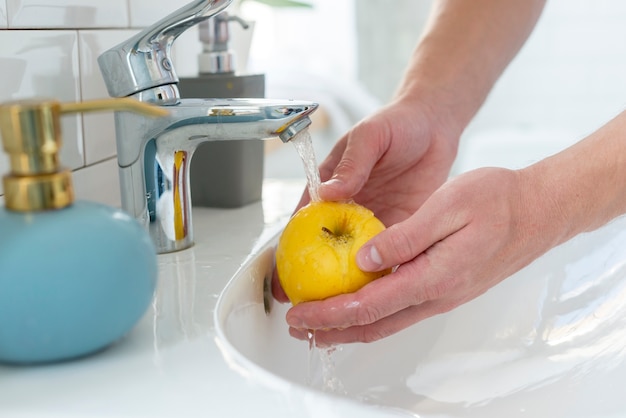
[215,215,626,417]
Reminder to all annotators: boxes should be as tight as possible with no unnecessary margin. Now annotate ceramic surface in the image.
[0,180,313,418]
[216,215,626,417]
[6,0,128,28]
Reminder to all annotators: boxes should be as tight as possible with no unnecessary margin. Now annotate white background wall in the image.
[2,0,626,205]
[455,0,626,173]
[354,1,626,173]
[243,0,626,177]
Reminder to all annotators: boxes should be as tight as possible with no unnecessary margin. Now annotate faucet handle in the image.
[98,0,233,101]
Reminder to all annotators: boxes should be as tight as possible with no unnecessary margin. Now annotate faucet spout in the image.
[115,99,318,253]
[97,0,320,254]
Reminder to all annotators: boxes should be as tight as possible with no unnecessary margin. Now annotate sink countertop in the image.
[0,179,307,418]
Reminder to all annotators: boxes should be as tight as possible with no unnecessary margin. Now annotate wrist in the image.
[519,111,626,246]
[517,163,574,251]
[391,83,465,155]
[393,74,481,144]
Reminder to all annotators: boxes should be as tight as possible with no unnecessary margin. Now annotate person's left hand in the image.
[283,166,566,345]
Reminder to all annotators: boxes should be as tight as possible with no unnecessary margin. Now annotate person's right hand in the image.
[281,107,626,344]
[284,165,567,345]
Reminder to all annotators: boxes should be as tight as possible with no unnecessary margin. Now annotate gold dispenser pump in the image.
[0,98,167,212]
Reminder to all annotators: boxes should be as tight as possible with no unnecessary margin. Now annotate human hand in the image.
[300,94,460,224]
[272,94,461,302]
[283,167,565,345]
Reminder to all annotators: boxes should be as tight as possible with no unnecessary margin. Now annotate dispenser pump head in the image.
[198,12,250,74]
[0,98,167,212]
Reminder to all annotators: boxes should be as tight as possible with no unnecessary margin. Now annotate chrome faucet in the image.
[97,0,318,253]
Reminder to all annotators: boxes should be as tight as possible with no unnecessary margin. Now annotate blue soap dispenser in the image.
[0,98,167,364]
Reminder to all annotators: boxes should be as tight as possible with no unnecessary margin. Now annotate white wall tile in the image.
[78,29,138,165]
[0,1,7,28]
[129,0,189,28]
[7,0,128,29]
[0,30,82,195]
[73,158,120,208]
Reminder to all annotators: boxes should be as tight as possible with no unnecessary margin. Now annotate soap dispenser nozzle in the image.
[0,98,168,212]
[198,11,250,74]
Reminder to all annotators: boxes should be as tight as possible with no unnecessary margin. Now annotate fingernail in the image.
[357,244,383,271]
[321,178,342,188]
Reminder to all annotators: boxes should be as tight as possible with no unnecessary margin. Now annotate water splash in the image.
[291,128,321,202]
[306,330,315,386]
[293,130,346,394]
[307,330,347,395]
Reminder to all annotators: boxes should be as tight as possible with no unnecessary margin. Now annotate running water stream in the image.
[290,129,321,203]
[291,129,346,394]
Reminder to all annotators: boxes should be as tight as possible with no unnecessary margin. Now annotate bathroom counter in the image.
[0,179,309,418]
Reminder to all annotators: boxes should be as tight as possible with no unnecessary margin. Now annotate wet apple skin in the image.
[276,201,392,305]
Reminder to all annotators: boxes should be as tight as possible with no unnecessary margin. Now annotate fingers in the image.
[271,266,290,303]
[282,170,527,345]
[318,120,389,202]
[288,299,450,346]
[285,249,470,345]
[356,222,428,272]
[357,188,469,272]
[285,254,450,330]
[291,131,348,211]
[284,190,473,334]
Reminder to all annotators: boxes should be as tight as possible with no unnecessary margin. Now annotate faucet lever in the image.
[98,0,233,101]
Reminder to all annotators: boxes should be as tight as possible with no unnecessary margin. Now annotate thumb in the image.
[356,222,420,272]
[318,123,387,202]
[356,203,457,272]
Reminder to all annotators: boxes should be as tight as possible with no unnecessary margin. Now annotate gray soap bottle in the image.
[178,11,266,208]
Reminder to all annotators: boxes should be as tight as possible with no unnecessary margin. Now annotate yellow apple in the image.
[275,201,392,305]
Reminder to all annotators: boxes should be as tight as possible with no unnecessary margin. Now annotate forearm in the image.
[397,0,546,133]
[522,110,626,248]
